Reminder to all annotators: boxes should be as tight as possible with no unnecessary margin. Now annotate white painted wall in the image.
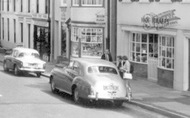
[117,1,190,91]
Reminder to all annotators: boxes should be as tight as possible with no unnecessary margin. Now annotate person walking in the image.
[117,56,123,77]
[101,49,113,62]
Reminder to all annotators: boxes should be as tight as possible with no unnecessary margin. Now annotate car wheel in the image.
[73,87,80,104]
[3,61,9,72]
[50,78,58,93]
[36,73,41,78]
[114,101,123,107]
[14,65,20,76]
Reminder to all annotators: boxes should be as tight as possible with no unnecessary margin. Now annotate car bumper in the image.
[19,67,45,73]
[88,94,132,101]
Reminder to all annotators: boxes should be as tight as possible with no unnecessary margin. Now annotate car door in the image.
[55,60,74,94]
[64,61,80,93]
[7,50,18,69]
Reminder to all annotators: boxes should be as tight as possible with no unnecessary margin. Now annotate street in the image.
[0,65,168,118]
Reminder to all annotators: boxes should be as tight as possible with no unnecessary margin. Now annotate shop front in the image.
[70,25,104,58]
[117,1,190,91]
[34,25,50,62]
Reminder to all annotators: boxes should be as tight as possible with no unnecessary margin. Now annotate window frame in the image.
[158,35,175,70]
[71,26,104,58]
[81,0,104,7]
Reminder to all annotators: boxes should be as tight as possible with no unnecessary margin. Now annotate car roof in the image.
[13,47,39,54]
[72,58,116,68]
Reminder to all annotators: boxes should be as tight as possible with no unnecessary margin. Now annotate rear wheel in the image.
[14,65,20,76]
[114,101,123,107]
[3,61,9,72]
[50,78,58,93]
[36,73,41,78]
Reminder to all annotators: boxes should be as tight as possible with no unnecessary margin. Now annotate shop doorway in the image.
[34,26,50,61]
[148,34,158,82]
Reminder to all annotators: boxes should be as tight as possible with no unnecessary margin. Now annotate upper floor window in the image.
[28,0,30,12]
[73,0,79,6]
[45,0,48,13]
[2,0,4,11]
[21,0,23,12]
[37,0,39,13]
[7,0,9,11]
[81,0,103,6]
[61,0,67,7]
[13,0,16,12]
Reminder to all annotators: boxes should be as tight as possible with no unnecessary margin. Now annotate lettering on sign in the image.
[141,9,180,30]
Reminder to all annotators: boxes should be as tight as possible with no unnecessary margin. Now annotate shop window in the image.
[131,33,148,63]
[71,27,103,58]
[158,36,174,69]
[81,0,103,6]
[130,33,158,63]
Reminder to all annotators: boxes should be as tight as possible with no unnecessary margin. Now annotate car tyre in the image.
[73,87,80,104]
[50,78,58,93]
[14,65,20,76]
[36,73,41,78]
[3,61,9,72]
[114,101,123,107]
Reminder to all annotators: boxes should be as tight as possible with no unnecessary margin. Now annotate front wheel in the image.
[3,61,9,72]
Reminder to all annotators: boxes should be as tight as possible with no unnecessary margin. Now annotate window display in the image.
[158,36,174,69]
[71,27,103,58]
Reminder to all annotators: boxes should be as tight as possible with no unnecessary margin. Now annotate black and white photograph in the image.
[0,0,190,118]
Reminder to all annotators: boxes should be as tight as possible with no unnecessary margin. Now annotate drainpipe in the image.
[50,0,55,62]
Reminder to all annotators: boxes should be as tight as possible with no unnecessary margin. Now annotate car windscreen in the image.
[18,52,39,58]
[88,66,118,75]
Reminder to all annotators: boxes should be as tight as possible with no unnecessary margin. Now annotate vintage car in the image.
[3,47,46,77]
[50,58,132,106]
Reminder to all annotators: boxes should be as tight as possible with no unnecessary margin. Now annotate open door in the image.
[148,34,158,82]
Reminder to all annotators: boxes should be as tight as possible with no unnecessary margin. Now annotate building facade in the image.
[117,0,190,91]
[1,0,51,61]
[69,0,110,59]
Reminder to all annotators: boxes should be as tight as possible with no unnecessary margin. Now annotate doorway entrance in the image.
[148,34,158,82]
[34,26,50,61]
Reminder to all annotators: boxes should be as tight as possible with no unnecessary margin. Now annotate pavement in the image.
[0,52,190,118]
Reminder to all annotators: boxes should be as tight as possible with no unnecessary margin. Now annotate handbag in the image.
[123,72,133,80]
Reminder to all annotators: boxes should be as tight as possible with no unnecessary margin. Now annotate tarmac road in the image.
[0,64,169,118]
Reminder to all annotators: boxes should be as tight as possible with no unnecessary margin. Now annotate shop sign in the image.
[32,13,48,20]
[96,11,106,24]
[141,9,180,30]
[18,17,24,22]
[61,8,67,22]
[34,20,49,27]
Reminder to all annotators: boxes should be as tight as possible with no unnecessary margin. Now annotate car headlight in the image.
[89,86,95,96]
[43,63,46,69]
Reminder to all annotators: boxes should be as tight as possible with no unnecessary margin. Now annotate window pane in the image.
[142,34,147,42]
[136,43,140,52]
[136,34,141,42]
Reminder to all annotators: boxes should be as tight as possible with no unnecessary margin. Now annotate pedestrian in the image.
[101,49,113,62]
[117,56,123,77]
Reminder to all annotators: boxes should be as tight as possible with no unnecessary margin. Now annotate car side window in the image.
[12,50,19,57]
[73,62,81,75]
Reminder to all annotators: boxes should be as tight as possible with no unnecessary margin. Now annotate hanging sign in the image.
[141,9,180,30]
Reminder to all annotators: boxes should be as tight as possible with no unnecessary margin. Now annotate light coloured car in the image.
[50,58,132,106]
[3,47,46,77]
